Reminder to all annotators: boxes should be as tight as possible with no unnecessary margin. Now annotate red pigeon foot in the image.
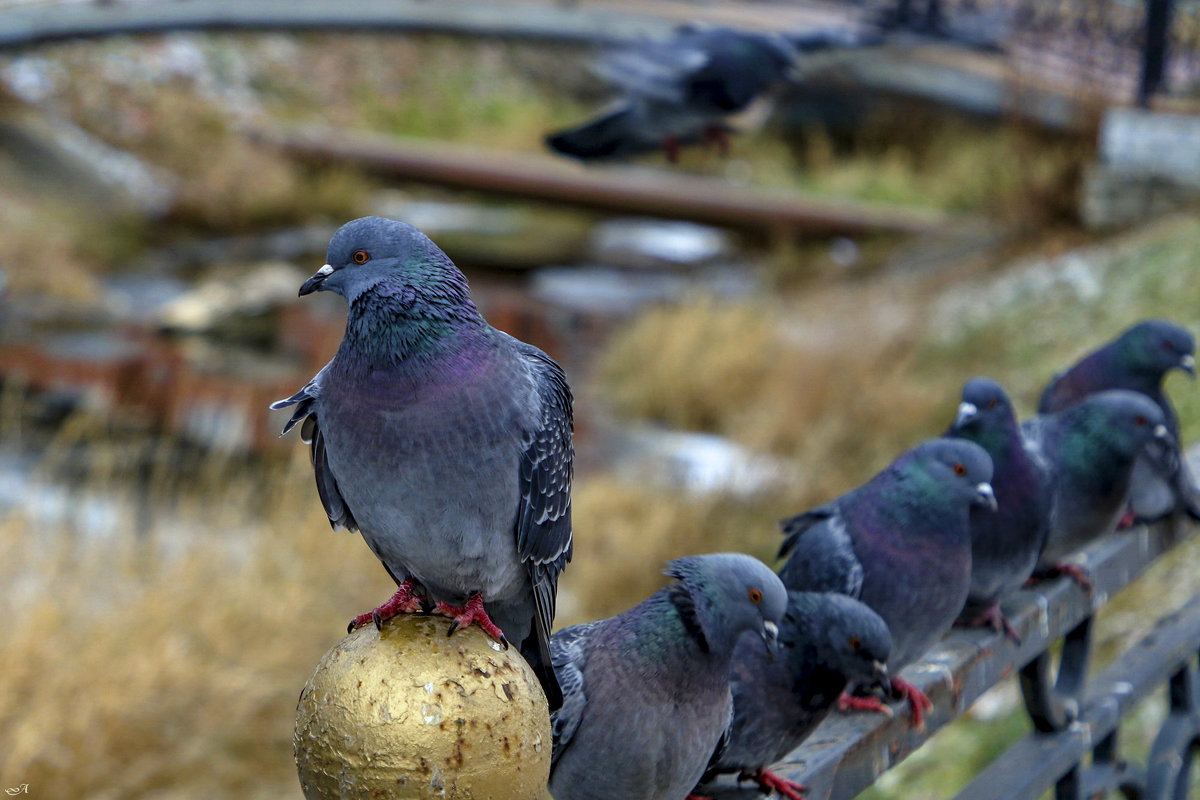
[837,690,894,717]
[663,136,681,163]
[1027,563,1093,593]
[1116,508,1137,529]
[891,676,933,731]
[348,578,424,633]
[752,768,806,800]
[436,592,508,647]
[702,124,732,157]
[961,603,1021,645]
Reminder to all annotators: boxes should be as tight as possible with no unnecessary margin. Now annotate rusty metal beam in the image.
[248,125,950,238]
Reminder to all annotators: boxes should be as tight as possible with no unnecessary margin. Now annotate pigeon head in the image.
[904,438,997,512]
[665,553,787,655]
[1116,319,1195,380]
[951,377,1016,434]
[786,592,891,690]
[299,216,471,306]
[1064,389,1169,459]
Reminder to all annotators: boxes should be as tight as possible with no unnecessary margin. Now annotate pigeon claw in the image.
[1029,563,1094,595]
[751,768,806,800]
[959,603,1022,646]
[435,592,508,647]
[348,579,424,633]
[837,690,894,718]
[891,677,933,732]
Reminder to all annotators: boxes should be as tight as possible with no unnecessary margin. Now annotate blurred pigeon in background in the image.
[546,25,871,162]
[1026,389,1169,585]
[272,216,573,709]
[1038,319,1198,524]
[699,591,891,800]
[777,438,995,729]
[946,377,1051,641]
[548,553,787,800]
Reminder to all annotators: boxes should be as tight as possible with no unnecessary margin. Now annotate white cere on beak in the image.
[1153,424,1169,439]
[955,402,978,427]
[1182,354,1195,370]
[316,264,334,277]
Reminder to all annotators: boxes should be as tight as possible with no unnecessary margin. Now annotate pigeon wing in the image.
[550,620,600,767]
[778,502,864,598]
[271,365,358,533]
[514,341,575,658]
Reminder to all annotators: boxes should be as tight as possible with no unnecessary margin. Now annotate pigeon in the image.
[699,591,891,800]
[1026,389,1170,581]
[271,216,573,709]
[546,25,803,162]
[548,553,787,800]
[945,377,1052,641]
[777,438,996,729]
[1038,319,1197,523]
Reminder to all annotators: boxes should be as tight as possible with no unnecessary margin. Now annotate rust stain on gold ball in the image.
[294,614,552,800]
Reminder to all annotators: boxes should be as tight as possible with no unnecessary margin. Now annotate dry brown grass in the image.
[596,276,956,509]
[0,425,394,799]
[560,478,793,626]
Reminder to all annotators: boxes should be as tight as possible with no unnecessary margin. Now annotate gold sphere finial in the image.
[294,614,552,800]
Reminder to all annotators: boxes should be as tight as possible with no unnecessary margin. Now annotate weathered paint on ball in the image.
[295,614,552,800]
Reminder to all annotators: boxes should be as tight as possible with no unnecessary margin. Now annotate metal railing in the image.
[709,451,1200,800]
[864,0,1200,105]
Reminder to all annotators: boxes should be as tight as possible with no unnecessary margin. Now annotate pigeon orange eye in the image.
[748,588,763,604]
[986,399,998,409]
[953,463,967,476]
[849,636,862,652]
[1134,415,1147,426]
[352,250,370,264]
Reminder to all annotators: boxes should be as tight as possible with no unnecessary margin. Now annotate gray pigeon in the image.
[777,438,996,729]
[699,591,891,800]
[1026,389,1169,582]
[945,377,1052,641]
[546,25,803,162]
[1039,319,1197,523]
[271,216,573,709]
[548,553,787,800]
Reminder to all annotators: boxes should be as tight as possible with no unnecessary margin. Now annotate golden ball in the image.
[294,614,552,800]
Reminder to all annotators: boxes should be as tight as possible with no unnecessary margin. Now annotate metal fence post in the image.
[1138,0,1175,105]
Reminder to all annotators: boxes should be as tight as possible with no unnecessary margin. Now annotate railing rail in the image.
[710,448,1200,800]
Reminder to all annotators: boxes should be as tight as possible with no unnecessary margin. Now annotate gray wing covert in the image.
[514,343,575,643]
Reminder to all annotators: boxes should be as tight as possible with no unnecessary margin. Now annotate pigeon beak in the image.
[872,660,892,695]
[954,402,979,429]
[975,482,998,512]
[761,620,780,653]
[1153,423,1170,441]
[299,264,334,296]
[1181,354,1195,378]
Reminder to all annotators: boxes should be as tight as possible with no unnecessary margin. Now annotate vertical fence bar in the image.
[1138,0,1175,105]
